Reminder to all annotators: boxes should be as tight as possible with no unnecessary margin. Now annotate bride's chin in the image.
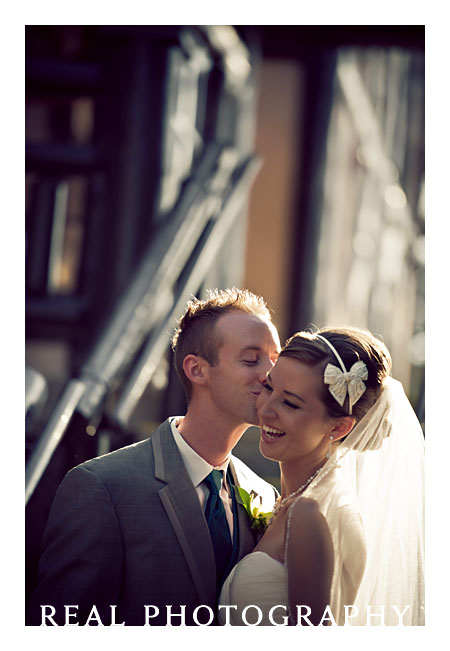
[259,440,280,462]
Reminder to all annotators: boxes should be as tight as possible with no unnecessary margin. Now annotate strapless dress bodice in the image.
[218,551,288,626]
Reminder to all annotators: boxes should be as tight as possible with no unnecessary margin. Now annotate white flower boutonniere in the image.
[234,486,272,534]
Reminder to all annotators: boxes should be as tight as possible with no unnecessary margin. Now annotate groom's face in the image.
[206,310,280,427]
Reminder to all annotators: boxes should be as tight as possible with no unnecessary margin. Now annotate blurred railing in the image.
[25,142,261,504]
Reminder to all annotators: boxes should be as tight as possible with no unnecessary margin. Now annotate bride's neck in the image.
[279,457,327,498]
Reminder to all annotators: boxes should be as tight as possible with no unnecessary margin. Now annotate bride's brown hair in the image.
[280,326,392,422]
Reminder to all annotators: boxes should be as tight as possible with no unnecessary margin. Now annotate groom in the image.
[27,288,280,625]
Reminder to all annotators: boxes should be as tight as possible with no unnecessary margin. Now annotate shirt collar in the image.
[169,417,230,488]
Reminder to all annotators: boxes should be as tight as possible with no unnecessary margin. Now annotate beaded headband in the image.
[315,334,368,415]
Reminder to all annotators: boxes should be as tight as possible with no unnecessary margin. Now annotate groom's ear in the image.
[182,354,209,387]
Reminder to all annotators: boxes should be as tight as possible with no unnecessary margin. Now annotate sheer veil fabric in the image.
[289,377,425,625]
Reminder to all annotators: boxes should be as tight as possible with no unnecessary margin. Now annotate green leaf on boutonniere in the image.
[233,486,272,533]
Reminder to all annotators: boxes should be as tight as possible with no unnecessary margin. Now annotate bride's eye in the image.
[262,382,273,392]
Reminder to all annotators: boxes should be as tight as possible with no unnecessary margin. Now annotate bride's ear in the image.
[182,354,209,387]
[329,416,356,441]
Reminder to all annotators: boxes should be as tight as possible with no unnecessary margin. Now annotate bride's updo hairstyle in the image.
[280,326,392,423]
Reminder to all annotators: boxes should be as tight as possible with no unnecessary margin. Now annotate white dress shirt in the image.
[169,417,234,537]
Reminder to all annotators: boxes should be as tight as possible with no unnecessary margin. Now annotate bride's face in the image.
[256,356,333,463]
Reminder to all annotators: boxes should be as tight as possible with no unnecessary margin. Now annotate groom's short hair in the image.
[171,287,272,400]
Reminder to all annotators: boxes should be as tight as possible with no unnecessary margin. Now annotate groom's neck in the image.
[176,409,247,466]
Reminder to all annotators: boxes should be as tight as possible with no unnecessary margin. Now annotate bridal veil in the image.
[298,377,425,625]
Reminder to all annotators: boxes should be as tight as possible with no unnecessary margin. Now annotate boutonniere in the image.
[234,486,272,534]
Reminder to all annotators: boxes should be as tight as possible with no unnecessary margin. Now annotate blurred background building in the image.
[25,25,424,601]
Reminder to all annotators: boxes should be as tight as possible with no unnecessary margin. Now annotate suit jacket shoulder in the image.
[74,433,154,482]
[70,419,177,491]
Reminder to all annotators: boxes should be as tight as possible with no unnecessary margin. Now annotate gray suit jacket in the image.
[27,420,278,626]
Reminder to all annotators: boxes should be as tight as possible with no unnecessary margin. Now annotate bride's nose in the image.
[256,391,276,419]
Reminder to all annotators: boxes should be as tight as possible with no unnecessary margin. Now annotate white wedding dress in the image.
[219,551,288,625]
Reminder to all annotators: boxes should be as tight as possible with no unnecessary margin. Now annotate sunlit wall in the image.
[243,31,424,420]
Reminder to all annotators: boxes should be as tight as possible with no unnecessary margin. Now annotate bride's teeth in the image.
[262,425,285,438]
[265,426,283,434]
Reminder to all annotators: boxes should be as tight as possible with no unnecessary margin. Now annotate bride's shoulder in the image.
[284,497,335,576]
[287,492,363,538]
[289,495,321,517]
[286,496,331,542]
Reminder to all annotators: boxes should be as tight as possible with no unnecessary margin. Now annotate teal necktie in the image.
[204,469,233,585]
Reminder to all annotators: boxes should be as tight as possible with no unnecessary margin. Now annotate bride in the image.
[219,326,424,626]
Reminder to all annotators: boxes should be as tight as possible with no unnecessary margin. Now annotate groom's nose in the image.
[257,356,275,384]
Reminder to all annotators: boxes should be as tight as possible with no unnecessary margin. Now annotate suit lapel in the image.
[151,423,216,605]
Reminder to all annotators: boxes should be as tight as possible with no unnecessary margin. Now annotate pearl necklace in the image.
[270,465,323,519]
